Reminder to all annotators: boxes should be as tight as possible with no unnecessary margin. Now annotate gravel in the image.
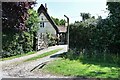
[1,45,68,78]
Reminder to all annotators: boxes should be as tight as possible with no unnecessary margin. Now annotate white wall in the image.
[37,13,56,36]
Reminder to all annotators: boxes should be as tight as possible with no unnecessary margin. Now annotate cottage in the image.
[36,4,67,50]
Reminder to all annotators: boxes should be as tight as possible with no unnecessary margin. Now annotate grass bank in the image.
[1,51,36,61]
[24,48,62,62]
[43,58,119,78]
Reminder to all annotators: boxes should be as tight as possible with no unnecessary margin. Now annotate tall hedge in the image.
[69,2,120,64]
[2,2,39,58]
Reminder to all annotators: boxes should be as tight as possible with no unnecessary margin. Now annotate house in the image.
[36,4,67,50]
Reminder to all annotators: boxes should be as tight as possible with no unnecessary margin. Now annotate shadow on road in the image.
[50,52,67,58]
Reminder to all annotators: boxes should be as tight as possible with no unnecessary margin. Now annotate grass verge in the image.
[0,51,36,61]
[43,58,119,78]
[24,48,62,62]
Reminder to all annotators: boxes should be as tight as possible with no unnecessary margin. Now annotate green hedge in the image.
[2,9,39,58]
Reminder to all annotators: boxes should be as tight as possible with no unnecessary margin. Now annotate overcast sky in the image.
[34,0,108,23]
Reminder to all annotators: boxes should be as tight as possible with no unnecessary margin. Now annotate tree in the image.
[2,2,35,32]
[64,2,120,64]
[106,2,120,53]
[51,16,60,25]
[51,16,66,26]
[80,13,91,21]
[59,19,66,25]
[2,2,39,58]
[25,9,40,51]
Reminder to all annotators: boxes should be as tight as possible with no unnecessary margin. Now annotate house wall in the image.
[37,13,57,50]
[37,13,56,36]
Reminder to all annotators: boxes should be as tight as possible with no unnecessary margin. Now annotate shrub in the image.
[46,33,58,46]
[2,5,39,58]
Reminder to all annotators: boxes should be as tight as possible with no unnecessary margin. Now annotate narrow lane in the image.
[1,45,68,78]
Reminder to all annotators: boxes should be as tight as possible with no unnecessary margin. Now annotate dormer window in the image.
[41,16,43,21]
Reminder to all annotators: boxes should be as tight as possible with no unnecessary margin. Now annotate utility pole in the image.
[64,15,69,51]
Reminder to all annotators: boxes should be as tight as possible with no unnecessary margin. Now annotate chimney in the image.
[45,3,48,11]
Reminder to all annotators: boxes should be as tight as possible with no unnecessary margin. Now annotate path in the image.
[1,45,68,78]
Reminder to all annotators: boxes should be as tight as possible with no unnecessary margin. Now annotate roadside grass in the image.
[24,48,62,62]
[43,58,119,78]
[0,51,36,61]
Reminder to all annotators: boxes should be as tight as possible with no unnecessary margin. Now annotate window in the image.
[41,16,43,21]
[40,22,44,28]
[43,22,44,27]
[40,22,42,27]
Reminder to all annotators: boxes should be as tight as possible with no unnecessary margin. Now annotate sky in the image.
[33,0,109,23]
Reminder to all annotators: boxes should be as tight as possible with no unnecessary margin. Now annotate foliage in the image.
[25,9,40,51]
[2,2,35,31]
[46,33,58,46]
[106,2,120,54]
[60,49,119,66]
[80,13,91,21]
[2,2,39,58]
[69,2,120,65]
[59,19,66,25]
[25,9,40,32]
[69,18,97,49]
[51,16,66,26]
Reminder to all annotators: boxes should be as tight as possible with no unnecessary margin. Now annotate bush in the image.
[46,33,57,46]
[69,16,119,64]
[2,8,39,58]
